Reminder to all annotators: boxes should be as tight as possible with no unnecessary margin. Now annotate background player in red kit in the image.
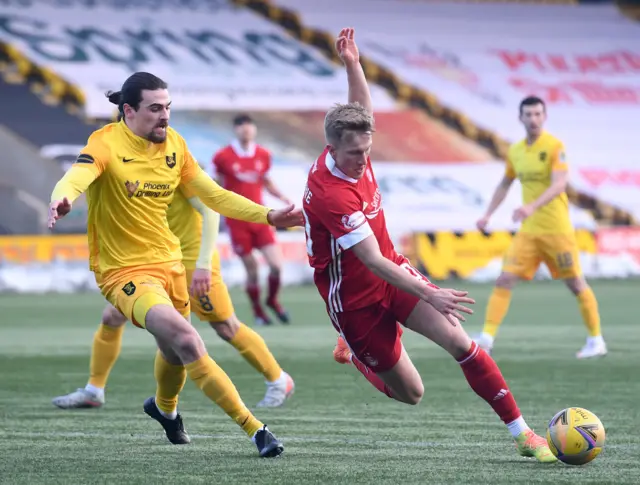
[302,27,556,462]
[213,115,292,326]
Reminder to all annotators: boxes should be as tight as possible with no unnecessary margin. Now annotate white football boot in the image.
[256,371,294,408]
[52,388,105,409]
[576,336,607,359]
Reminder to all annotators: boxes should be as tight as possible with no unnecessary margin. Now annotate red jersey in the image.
[303,147,398,312]
[212,141,271,205]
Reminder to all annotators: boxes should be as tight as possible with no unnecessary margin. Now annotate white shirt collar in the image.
[231,139,256,158]
[325,151,357,184]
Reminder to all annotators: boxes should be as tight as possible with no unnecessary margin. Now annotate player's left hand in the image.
[191,268,212,298]
[512,204,535,222]
[336,27,359,65]
[267,204,304,227]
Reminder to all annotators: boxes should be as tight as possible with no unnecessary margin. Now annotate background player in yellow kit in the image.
[52,184,295,411]
[475,96,606,359]
[48,72,302,457]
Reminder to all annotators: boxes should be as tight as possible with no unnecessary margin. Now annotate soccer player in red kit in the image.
[302,28,556,462]
[213,115,291,326]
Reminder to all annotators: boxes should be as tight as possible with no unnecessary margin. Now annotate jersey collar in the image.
[231,139,256,158]
[118,120,158,152]
[325,151,357,184]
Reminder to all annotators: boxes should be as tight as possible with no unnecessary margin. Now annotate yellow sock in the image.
[577,287,601,337]
[88,324,124,389]
[229,323,282,382]
[483,287,512,338]
[186,354,263,437]
[154,350,187,416]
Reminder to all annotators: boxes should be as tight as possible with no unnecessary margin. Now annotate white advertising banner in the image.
[0,2,396,117]
[264,162,596,233]
[274,1,640,170]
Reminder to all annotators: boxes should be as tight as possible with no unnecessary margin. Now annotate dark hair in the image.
[106,72,168,120]
[233,114,254,126]
[519,96,545,115]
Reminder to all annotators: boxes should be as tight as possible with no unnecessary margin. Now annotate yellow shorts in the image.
[502,232,582,280]
[185,251,234,323]
[96,261,190,328]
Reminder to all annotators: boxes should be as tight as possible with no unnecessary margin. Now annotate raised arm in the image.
[337,28,372,114]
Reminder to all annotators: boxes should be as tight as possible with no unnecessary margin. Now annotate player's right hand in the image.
[336,27,359,66]
[48,197,72,229]
[476,216,490,232]
[425,288,475,326]
[267,204,304,228]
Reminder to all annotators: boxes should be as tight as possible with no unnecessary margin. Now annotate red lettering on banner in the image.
[494,50,640,75]
[509,77,640,105]
[509,78,573,103]
[597,227,640,265]
[579,169,640,188]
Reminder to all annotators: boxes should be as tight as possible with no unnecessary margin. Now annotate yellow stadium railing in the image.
[233,0,636,226]
[0,42,86,117]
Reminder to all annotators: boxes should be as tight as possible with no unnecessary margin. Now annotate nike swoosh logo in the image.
[122,157,134,163]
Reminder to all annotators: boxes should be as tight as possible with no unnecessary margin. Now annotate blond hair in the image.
[324,102,375,146]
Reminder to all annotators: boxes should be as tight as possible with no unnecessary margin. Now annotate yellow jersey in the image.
[168,184,203,269]
[505,131,572,234]
[51,120,270,275]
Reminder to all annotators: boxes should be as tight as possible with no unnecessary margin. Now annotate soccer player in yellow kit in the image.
[475,96,606,359]
[52,184,295,411]
[48,72,302,457]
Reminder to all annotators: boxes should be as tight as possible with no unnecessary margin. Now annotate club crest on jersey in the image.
[539,152,547,162]
[122,281,136,296]
[166,152,176,168]
[125,180,140,198]
[342,211,365,230]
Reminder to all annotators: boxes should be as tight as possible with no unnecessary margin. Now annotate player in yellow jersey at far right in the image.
[48,72,303,458]
[475,96,606,359]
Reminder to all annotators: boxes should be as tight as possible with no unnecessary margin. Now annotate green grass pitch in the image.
[1,280,639,484]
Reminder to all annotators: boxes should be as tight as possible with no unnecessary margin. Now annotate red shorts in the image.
[329,259,438,373]
[228,222,276,257]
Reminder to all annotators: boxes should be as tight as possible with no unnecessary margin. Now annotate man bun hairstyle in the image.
[324,102,375,146]
[105,72,168,120]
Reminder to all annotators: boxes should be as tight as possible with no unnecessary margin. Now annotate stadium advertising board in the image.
[0,2,396,117]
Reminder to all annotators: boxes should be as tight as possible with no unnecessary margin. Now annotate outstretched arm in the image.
[337,27,372,114]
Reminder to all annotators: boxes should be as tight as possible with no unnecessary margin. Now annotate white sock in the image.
[587,335,604,346]
[84,384,104,398]
[155,402,177,420]
[506,416,529,438]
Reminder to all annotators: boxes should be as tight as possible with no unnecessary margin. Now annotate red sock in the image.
[458,342,521,424]
[351,356,393,398]
[267,273,281,306]
[246,284,267,318]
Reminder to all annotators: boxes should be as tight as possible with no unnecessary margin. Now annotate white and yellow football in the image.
[546,407,605,465]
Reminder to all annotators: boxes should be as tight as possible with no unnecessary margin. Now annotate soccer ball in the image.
[546,407,605,465]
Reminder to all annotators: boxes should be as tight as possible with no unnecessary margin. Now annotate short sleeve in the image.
[265,150,272,174]
[551,143,568,172]
[505,154,516,179]
[315,189,373,250]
